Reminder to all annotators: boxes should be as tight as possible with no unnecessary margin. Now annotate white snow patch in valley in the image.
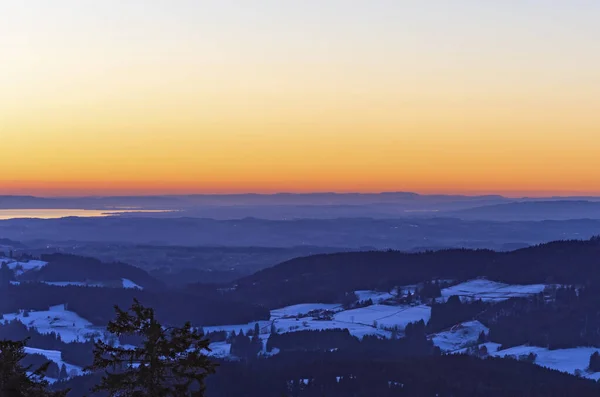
[203,321,272,336]
[1,304,105,343]
[122,278,143,289]
[43,281,103,287]
[355,290,395,303]
[206,342,231,359]
[441,279,548,302]
[270,303,341,320]
[1,258,48,276]
[491,345,600,380]
[431,321,489,352]
[333,304,431,330]
[274,317,389,339]
[24,347,84,377]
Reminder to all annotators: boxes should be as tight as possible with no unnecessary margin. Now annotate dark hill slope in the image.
[19,253,163,289]
[233,238,600,308]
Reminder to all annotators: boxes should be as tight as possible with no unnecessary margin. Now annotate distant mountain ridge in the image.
[3,193,600,221]
[230,237,600,308]
[452,200,600,221]
[0,192,511,210]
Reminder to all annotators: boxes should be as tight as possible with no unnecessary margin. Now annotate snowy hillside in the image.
[24,347,84,378]
[334,304,431,330]
[441,279,548,302]
[1,257,48,276]
[492,345,600,381]
[431,321,489,352]
[1,304,106,343]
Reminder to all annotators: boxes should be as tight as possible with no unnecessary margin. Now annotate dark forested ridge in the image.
[19,254,163,289]
[60,352,600,397]
[233,237,600,307]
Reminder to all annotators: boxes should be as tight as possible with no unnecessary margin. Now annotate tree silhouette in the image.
[88,299,217,396]
[0,339,69,397]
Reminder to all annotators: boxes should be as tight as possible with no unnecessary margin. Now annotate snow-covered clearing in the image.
[1,258,48,276]
[441,279,548,302]
[206,342,231,359]
[1,304,105,343]
[24,347,84,377]
[274,317,389,338]
[355,290,395,304]
[491,345,600,381]
[122,278,143,289]
[43,281,103,287]
[431,321,489,352]
[270,303,341,320]
[203,321,272,336]
[334,304,431,330]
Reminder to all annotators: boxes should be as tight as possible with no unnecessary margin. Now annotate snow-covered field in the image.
[206,342,232,359]
[1,304,105,343]
[203,321,272,336]
[270,303,341,320]
[355,290,395,304]
[25,279,142,289]
[122,278,143,289]
[441,279,548,302]
[431,321,489,352]
[24,347,84,378]
[43,281,103,287]
[333,304,431,330]
[1,258,48,276]
[274,317,389,338]
[491,345,600,381]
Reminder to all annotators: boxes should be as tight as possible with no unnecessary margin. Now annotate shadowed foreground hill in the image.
[232,238,600,308]
[204,353,600,397]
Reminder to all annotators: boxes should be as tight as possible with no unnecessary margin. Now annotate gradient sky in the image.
[2,1,599,197]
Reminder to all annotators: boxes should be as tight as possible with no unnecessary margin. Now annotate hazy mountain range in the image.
[2,193,600,221]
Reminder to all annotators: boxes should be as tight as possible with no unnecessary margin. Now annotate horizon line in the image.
[2,191,600,200]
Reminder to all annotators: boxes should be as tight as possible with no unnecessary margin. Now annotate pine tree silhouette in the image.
[0,339,69,396]
[88,299,217,396]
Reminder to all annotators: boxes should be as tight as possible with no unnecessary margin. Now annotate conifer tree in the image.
[59,364,68,381]
[0,339,69,397]
[88,299,217,397]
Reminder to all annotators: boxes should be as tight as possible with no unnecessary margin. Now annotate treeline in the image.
[20,253,162,289]
[266,321,439,359]
[203,352,600,397]
[0,283,269,327]
[484,285,600,349]
[0,319,95,367]
[231,237,600,308]
[428,295,488,333]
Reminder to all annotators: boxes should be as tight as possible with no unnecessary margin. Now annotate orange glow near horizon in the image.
[2,2,600,197]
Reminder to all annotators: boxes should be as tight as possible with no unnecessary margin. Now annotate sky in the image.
[1,1,599,197]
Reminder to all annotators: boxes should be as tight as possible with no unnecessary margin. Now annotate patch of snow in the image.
[491,345,600,380]
[355,290,395,303]
[270,303,341,320]
[334,304,431,330]
[453,342,502,355]
[24,347,84,378]
[122,278,143,290]
[441,279,548,302]
[3,259,48,276]
[273,317,389,339]
[206,342,231,358]
[431,321,489,352]
[1,304,105,343]
[43,281,102,287]
[203,321,272,336]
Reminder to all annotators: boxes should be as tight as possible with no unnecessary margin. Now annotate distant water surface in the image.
[0,209,167,220]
